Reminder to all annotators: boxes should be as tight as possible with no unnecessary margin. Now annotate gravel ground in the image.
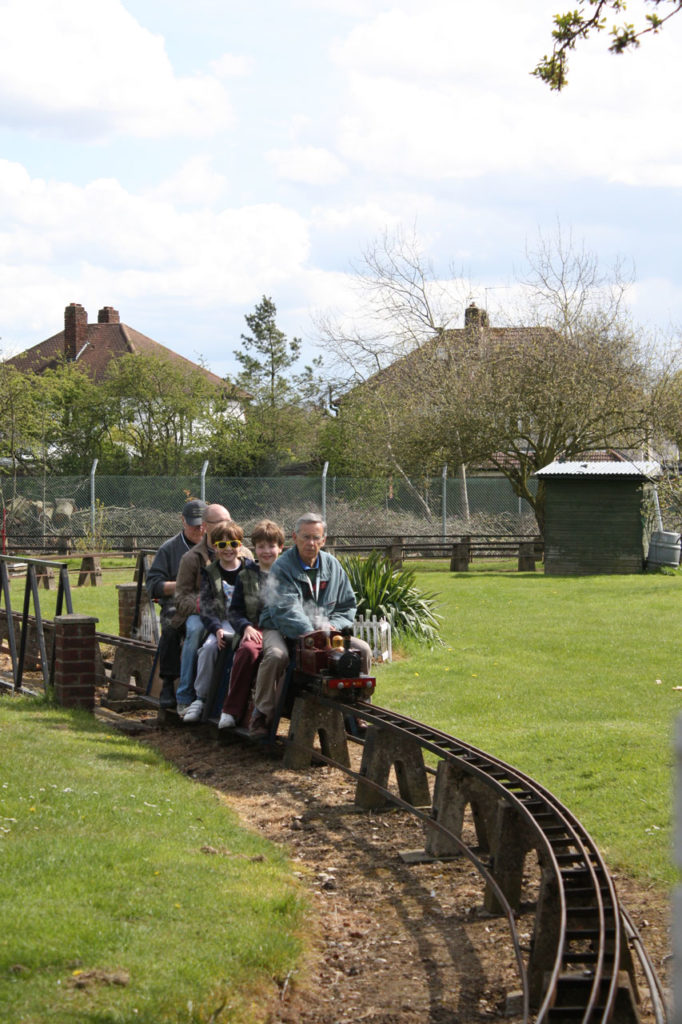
[133,714,672,1024]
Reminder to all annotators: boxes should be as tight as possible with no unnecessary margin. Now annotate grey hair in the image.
[294,512,327,534]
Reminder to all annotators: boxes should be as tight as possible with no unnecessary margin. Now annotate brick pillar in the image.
[117,583,152,639]
[53,614,98,710]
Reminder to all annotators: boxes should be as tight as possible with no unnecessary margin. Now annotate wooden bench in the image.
[449,537,543,572]
[77,552,105,587]
[326,536,543,571]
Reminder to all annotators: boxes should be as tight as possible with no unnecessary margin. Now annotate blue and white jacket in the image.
[258,547,357,639]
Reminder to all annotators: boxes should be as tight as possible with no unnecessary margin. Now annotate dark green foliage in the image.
[340,550,442,644]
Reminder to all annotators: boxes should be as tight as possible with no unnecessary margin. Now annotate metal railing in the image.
[0,554,73,691]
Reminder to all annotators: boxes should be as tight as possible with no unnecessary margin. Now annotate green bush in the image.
[340,550,442,644]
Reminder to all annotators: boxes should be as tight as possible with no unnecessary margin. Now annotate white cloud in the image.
[329,0,682,187]
[628,276,682,332]
[291,0,398,15]
[0,0,233,139]
[0,158,313,355]
[209,52,254,78]
[147,156,229,205]
[312,200,401,232]
[267,145,347,185]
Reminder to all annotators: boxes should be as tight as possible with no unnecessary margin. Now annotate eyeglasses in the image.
[214,539,240,549]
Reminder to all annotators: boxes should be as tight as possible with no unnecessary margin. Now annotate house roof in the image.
[349,302,555,394]
[7,303,236,393]
[536,459,661,479]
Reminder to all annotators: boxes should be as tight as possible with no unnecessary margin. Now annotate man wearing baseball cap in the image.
[146,498,207,708]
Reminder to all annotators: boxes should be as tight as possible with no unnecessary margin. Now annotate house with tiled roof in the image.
[352,301,549,391]
[343,302,556,473]
[9,302,245,416]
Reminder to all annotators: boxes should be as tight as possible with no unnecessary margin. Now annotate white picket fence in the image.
[353,614,392,663]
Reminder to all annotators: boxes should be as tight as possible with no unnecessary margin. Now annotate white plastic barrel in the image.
[648,530,682,568]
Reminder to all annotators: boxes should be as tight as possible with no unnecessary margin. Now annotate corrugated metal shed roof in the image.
[536,460,661,478]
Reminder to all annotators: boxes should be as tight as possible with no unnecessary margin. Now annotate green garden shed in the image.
[535,460,660,576]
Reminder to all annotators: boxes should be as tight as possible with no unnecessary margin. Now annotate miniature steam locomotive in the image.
[294,628,375,701]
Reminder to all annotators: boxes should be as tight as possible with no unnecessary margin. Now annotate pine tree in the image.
[236,296,301,415]
[234,296,322,472]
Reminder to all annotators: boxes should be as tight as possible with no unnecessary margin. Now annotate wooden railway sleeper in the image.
[547,968,640,1024]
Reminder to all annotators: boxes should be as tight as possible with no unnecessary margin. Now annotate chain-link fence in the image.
[0,467,539,552]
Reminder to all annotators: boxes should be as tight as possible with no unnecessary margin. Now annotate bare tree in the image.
[317,227,665,533]
[316,226,470,517]
[317,225,465,382]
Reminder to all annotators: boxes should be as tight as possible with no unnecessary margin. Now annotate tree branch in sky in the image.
[534,0,682,90]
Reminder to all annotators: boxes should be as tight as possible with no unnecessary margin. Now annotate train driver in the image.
[254,512,372,736]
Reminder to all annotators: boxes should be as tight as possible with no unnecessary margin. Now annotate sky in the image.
[1,0,682,378]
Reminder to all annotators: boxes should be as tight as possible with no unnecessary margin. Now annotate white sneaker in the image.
[182,699,204,723]
[218,712,236,730]
[176,703,190,718]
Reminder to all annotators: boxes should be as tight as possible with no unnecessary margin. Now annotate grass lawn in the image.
[0,699,306,1024]
[378,560,682,888]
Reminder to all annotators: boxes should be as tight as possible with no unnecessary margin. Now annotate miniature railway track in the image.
[283,692,668,1024]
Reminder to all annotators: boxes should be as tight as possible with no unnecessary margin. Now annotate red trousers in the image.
[222,633,262,723]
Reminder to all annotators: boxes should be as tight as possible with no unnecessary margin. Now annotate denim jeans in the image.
[175,614,204,706]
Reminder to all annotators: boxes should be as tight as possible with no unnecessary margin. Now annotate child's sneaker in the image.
[182,699,204,723]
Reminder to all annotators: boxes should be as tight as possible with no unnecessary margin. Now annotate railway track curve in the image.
[274,690,669,1024]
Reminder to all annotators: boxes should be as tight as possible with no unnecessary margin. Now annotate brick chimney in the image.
[64,303,88,360]
[464,302,489,329]
[97,306,120,324]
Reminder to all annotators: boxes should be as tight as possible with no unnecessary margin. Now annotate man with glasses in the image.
[171,502,232,715]
[254,512,372,737]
